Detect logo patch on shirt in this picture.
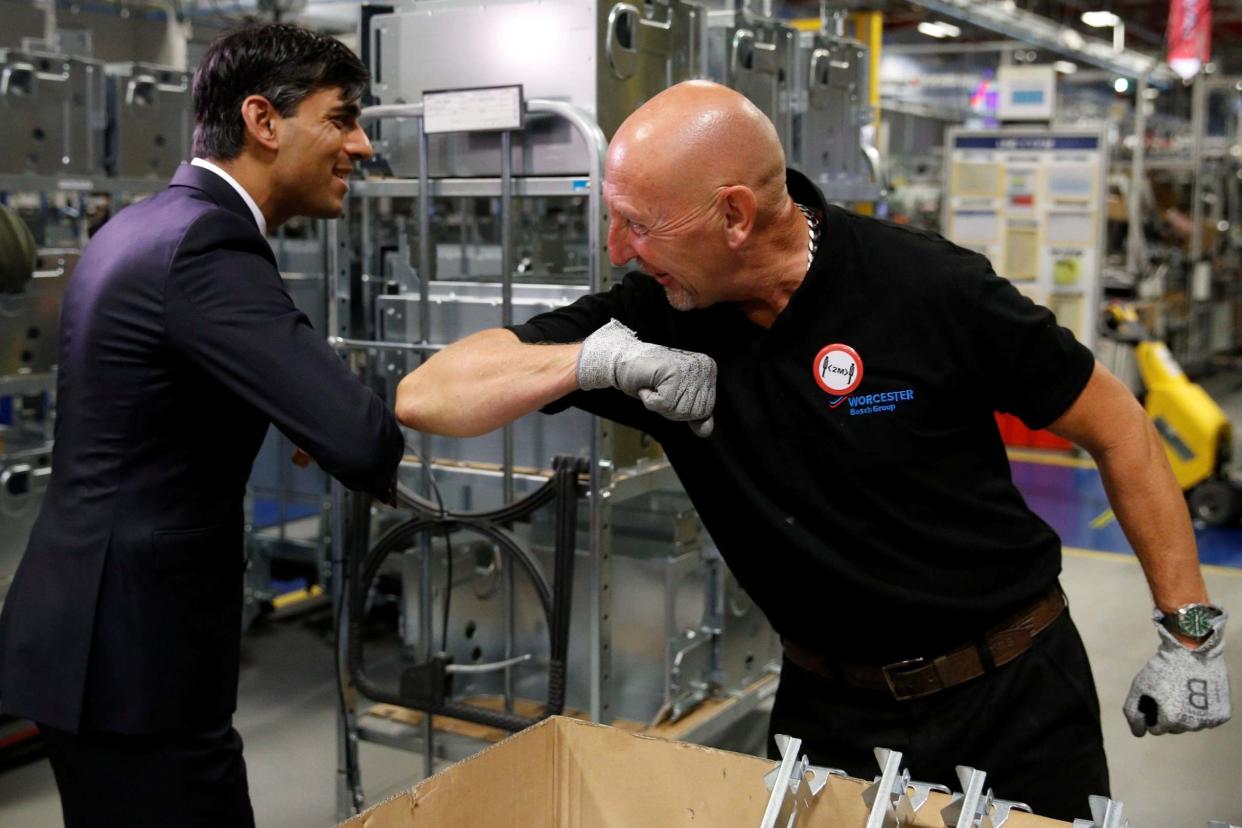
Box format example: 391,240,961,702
813,343,863,407
813,344,916,414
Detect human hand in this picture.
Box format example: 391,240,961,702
577,319,716,437
1123,609,1230,736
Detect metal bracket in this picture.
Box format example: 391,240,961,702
862,747,907,828
982,798,1033,828
1072,795,1130,828
939,765,1032,828
897,780,951,824
859,748,946,827
759,734,842,828
942,765,990,828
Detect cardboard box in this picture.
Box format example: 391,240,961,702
338,716,1069,827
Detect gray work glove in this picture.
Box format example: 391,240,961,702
577,319,716,437
1123,609,1231,736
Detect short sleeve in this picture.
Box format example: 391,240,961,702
970,262,1095,430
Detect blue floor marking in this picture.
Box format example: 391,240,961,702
1010,460,1242,569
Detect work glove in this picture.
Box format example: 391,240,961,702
1123,609,1231,736
577,319,716,437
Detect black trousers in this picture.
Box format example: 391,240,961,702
767,612,1109,822
39,719,255,828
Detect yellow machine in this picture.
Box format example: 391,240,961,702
1104,305,1240,526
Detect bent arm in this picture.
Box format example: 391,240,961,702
1048,362,1209,628
396,328,581,437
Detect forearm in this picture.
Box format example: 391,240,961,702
395,328,581,437
1050,364,1208,613
1092,411,1209,611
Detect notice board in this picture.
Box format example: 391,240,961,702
942,129,1108,352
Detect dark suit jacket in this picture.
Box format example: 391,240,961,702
0,164,404,734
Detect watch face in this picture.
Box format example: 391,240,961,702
1179,605,1218,638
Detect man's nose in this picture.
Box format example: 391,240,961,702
346,124,373,162
607,220,634,267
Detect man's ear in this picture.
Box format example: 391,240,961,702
719,185,757,249
239,94,280,153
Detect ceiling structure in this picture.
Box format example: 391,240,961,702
786,0,1242,76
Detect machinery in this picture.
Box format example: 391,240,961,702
325,1,882,813
1103,304,1241,526
105,62,192,179
0,49,107,176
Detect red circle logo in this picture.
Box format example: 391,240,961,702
812,344,863,397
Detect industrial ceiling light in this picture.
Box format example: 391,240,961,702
1053,60,1078,74
1114,77,1130,93
1081,10,1121,27
917,21,961,38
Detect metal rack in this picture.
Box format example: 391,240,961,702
328,95,780,819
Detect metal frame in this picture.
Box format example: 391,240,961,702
329,97,616,819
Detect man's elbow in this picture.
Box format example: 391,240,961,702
395,374,482,437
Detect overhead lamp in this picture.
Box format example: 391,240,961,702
1053,61,1078,74
917,21,961,38
1114,77,1129,93
1081,10,1121,27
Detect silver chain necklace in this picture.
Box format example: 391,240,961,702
795,202,820,272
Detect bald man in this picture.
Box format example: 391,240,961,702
396,81,1228,820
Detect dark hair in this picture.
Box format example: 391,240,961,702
192,22,369,160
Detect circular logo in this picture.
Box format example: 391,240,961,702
812,343,863,397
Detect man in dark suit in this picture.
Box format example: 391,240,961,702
0,23,403,826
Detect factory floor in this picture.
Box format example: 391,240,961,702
3,375,1242,827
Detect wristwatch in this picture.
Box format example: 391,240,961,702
1157,603,1224,641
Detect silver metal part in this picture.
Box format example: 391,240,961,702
104,62,190,179
1072,796,1130,828
793,30,880,202
862,747,908,828
0,49,106,176
706,10,798,156
942,765,990,828
982,798,1033,828
760,734,842,828
368,0,706,177
896,780,952,824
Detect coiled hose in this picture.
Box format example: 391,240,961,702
347,455,586,733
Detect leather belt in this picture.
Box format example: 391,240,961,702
782,587,1066,701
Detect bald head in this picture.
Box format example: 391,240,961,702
607,81,788,221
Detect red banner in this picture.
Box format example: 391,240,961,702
1167,0,1211,79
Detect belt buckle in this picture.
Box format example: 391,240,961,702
881,656,935,701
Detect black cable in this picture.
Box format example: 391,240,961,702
401,437,452,654
347,456,584,733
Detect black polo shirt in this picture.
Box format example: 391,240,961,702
508,169,1094,663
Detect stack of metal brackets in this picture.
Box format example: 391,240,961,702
0,50,106,176
793,30,880,202
367,0,707,175
105,63,192,179
0,251,75,608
